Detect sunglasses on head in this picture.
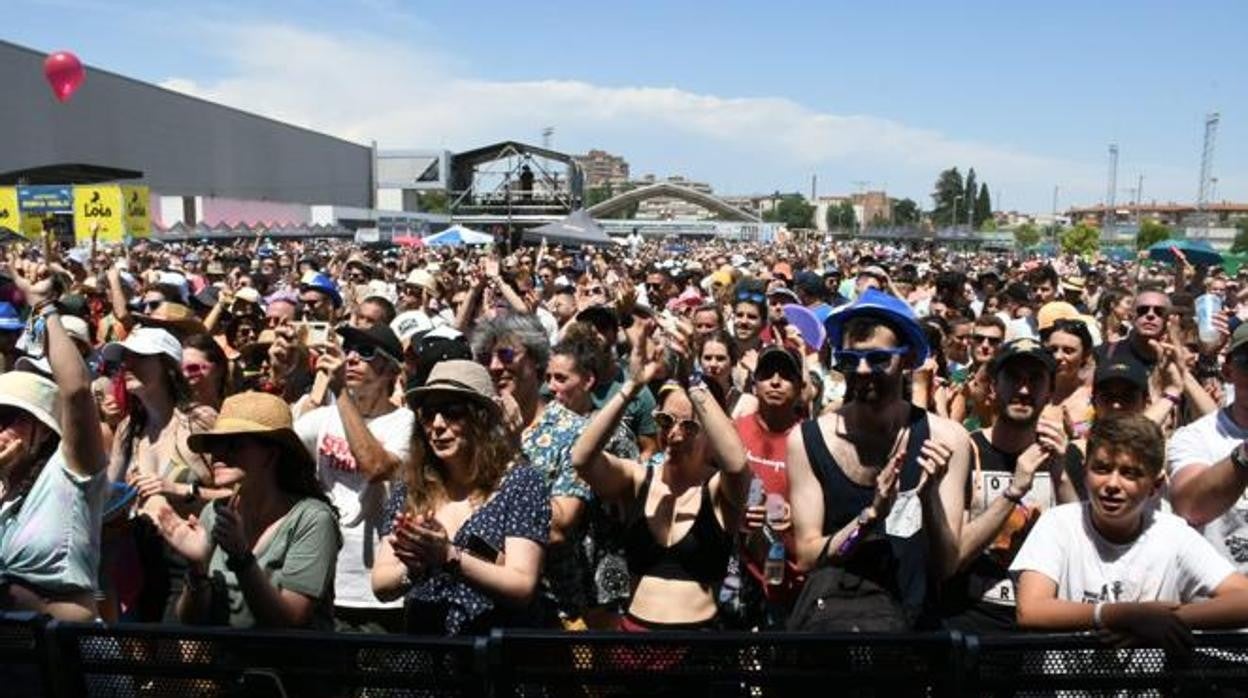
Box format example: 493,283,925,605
653,410,702,436
418,401,471,425
1136,305,1169,318
832,347,908,374
736,291,766,304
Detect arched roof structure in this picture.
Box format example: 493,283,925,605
585,182,761,222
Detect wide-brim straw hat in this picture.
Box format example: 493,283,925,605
0,371,61,437
187,391,314,474
405,359,499,416
133,302,208,338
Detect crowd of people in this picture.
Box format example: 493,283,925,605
3,232,1248,652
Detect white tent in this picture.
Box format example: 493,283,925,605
424,224,494,246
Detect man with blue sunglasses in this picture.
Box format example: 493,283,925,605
785,289,971,631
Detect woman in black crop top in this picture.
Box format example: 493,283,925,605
571,321,750,631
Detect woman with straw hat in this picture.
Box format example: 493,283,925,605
157,391,341,629
372,360,550,635
0,266,109,622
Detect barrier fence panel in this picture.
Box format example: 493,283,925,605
46,620,489,697
10,612,1248,698
965,632,1248,697
492,629,964,697
0,612,56,698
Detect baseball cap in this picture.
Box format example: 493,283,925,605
576,305,619,332
1094,358,1149,393
100,327,183,366
1036,302,1081,332
0,302,23,332
768,287,800,304
988,337,1056,376
795,271,824,296
336,323,403,364
300,271,343,308
755,344,803,380
391,311,435,344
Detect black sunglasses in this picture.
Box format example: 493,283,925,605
972,333,1003,347
653,411,702,436
1136,305,1169,318
344,344,385,362
419,401,472,424
832,347,908,374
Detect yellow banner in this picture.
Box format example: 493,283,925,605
0,188,18,235
73,185,125,243
121,185,151,238
21,214,44,238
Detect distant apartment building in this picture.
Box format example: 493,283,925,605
812,191,892,232
576,149,630,189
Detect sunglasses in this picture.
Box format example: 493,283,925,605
972,333,1003,347
653,410,702,436
581,286,607,296
141,300,163,313
832,347,908,374
419,402,471,425
1136,305,1169,318
736,291,766,304
344,344,386,362
481,347,520,366
182,362,215,377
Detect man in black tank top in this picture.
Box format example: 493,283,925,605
787,290,972,628
942,338,1083,634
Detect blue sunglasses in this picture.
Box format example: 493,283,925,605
833,347,909,374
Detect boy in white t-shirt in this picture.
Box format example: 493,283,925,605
1011,415,1248,651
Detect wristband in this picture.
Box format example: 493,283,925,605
1002,488,1026,506
1092,601,1106,630
1162,392,1182,407
1232,443,1248,473
225,550,256,573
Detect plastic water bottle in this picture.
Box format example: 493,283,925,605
1196,293,1223,344
764,530,786,586
747,478,766,508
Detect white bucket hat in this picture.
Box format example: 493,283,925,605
0,371,61,436
100,326,183,365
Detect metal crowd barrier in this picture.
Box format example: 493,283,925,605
7,612,1248,697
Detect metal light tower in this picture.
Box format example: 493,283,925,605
541,126,554,149
1106,144,1118,232
1197,112,1220,222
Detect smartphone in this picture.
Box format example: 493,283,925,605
464,533,501,563
294,321,331,346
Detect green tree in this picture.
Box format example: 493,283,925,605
1013,222,1041,247
963,168,977,228
975,183,992,229
1060,223,1100,257
416,190,449,213
893,198,920,226
930,168,964,227
585,185,614,207
1231,218,1248,253
1135,218,1173,251
763,194,815,229
825,200,857,231
979,217,998,232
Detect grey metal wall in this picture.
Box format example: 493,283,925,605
0,40,372,207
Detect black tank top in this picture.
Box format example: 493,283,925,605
800,407,932,623
621,465,733,588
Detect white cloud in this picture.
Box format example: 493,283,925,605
160,22,1150,211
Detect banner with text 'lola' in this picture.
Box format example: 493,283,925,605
73,185,125,243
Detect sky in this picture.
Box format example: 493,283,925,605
6,0,1248,213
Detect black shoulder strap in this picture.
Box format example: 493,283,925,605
801,418,835,489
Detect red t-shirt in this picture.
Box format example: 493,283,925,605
734,413,804,604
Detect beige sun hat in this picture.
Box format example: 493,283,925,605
0,371,61,437
186,392,314,474
404,359,499,415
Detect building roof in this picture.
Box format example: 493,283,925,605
0,163,143,185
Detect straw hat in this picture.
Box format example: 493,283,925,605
133,302,208,337
187,392,314,474
0,371,61,437
405,359,499,415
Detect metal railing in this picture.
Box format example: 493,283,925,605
6,612,1248,697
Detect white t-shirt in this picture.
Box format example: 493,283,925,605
1010,502,1233,605
296,404,415,609
1166,409,1248,570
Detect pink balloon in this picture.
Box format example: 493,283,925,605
43,51,85,102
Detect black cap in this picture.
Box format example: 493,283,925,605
795,271,823,295
409,333,474,389
755,344,803,379
988,338,1056,376
336,323,403,363
576,304,619,332
1094,358,1149,393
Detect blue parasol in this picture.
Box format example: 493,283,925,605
1148,238,1223,267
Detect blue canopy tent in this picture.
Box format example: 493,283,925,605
424,224,493,247
1148,238,1223,267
